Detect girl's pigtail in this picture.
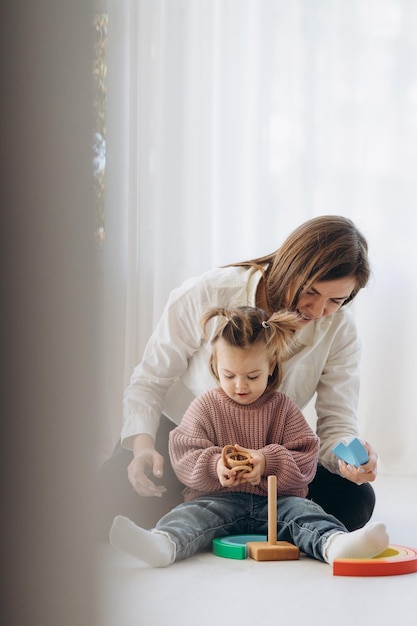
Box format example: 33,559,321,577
266,310,302,360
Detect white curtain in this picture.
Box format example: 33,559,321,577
100,0,417,475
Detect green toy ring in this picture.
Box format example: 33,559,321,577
212,535,267,560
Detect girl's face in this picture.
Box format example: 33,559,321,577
215,339,274,405
295,277,356,324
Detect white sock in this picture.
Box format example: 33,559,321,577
109,515,175,567
323,522,389,565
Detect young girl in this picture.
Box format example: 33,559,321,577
110,306,388,567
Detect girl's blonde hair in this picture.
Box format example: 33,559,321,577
201,306,302,391
227,215,370,312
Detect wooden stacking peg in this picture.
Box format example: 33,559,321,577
247,475,300,561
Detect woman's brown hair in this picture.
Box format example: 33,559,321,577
227,215,370,312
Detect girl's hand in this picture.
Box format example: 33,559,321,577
217,456,240,487
338,440,378,485
232,444,266,485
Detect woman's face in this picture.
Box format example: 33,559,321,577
295,277,356,324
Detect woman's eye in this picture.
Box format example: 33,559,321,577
248,376,259,381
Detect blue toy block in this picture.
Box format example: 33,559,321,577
332,437,369,467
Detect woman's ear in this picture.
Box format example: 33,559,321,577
269,359,277,376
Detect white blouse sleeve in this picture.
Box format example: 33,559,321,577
314,311,361,474
121,276,210,447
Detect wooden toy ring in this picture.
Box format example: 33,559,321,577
222,445,253,474
333,544,417,577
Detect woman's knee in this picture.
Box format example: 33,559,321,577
307,465,376,530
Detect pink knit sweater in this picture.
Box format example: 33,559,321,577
169,388,319,501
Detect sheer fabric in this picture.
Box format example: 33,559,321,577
100,0,417,474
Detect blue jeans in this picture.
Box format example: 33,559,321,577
155,493,348,562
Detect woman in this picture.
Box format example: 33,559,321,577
99,215,376,535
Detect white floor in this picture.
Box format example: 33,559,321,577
95,474,417,626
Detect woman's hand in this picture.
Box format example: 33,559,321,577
338,440,378,485
127,434,167,497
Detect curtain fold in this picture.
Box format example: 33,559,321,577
101,0,417,474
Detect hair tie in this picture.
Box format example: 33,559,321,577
262,321,270,329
